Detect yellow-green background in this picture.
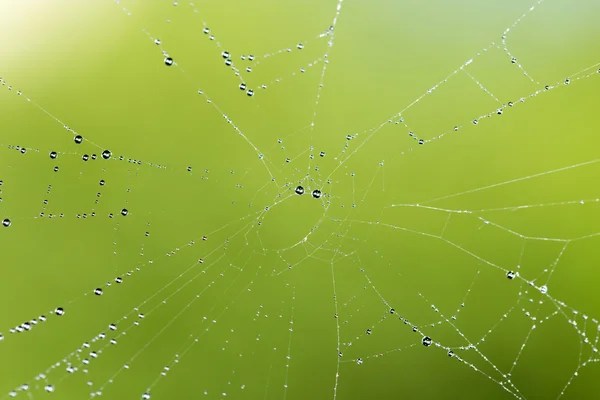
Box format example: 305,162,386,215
1,0,599,399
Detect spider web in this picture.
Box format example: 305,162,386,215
0,0,599,399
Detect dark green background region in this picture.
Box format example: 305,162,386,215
0,1,599,399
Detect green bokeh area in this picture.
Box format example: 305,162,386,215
1,0,600,399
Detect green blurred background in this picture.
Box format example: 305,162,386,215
1,0,599,399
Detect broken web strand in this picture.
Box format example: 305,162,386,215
500,0,544,86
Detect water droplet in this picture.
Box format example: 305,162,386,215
44,385,54,393
2,218,11,227
94,288,103,296
239,83,246,91
121,209,129,216
506,271,516,279
246,89,254,97
99,180,105,186
297,43,304,50
312,190,322,199
154,38,161,45
539,285,548,294
295,186,304,195
356,358,363,365
222,51,230,59
365,328,371,335
55,307,65,316
422,336,432,346
82,154,89,161
102,150,111,160
74,135,83,144
203,27,210,34
109,323,117,331
142,393,151,399
164,57,174,66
